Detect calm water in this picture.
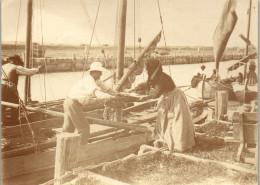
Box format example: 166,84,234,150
17,60,244,102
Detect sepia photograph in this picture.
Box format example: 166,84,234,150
1,0,258,184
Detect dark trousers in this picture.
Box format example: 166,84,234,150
1,84,19,126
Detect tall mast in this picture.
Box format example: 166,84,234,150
116,0,127,83
24,0,33,103
243,0,252,80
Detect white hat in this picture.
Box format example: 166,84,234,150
89,62,106,72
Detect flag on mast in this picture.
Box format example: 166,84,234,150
213,0,237,72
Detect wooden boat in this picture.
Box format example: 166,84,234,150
232,83,258,103
195,79,236,100
1,98,208,185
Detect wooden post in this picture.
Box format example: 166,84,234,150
54,133,81,185
24,0,33,104
215,91,228,121
116,0,127,82
72,54,76,71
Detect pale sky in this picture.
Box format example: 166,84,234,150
1,0,258,47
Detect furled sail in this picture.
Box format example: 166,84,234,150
213,0,237,71
227,52,257,71
115,31,162,91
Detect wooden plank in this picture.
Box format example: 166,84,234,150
78,133,151,162
215,91,228,120
2,117,63,138
87,117,151,133
232,111,258,123
1,151,56,179
233,123,258,142
123,100,157,115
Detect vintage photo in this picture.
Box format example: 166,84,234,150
1,0,258,184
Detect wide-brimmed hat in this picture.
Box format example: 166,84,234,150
89,62,106,72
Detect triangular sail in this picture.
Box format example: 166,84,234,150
213,0,237,71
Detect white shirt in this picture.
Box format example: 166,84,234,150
68,75,116,105
16,65,39,75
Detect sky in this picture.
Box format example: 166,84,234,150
1,0,258,47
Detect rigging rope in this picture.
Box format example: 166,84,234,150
81,0,102,78
40,0,47,107
156,0,171,76
15,0,22,52
137,0,142,52
79,0,102,47
134,0,136,58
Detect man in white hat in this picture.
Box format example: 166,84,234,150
62,62,116,144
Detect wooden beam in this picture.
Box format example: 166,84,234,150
123,100,158,115
215,91,228,120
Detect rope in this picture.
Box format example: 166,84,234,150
14,0,22,52
137,0,142,52
156,0,171,76
79,0,102,47
40,0,47,108
1,68,38,151
134,0,136,58
81,0,102,78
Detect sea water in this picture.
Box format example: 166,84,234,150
17,60,245,103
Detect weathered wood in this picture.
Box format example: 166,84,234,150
116,0,127,82
215,91,228,120
78,133,151,162
123,100,158,115
233,123,257,143
2,117,63,138
232,111,258,124
88,117,151,133
236,112,245,162
1,151,56,179
54,133,81,185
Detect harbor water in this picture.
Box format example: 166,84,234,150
17,60,245,103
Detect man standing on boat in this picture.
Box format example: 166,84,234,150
62,61,117,144
1,55,43,126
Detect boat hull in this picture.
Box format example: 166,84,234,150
232,83,258,103
196,80,236,100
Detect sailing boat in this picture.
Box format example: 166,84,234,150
192,0,239,100
230,0,258,103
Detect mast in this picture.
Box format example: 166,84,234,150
243,0,252,81
116,0,127,83
24,0,33,104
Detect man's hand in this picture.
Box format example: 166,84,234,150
38,64,45,71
